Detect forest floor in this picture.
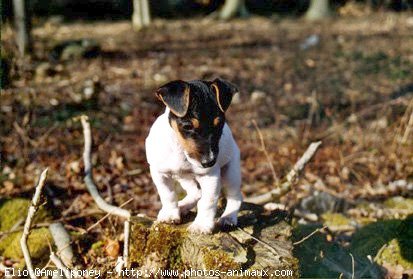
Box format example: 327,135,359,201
1,10,413,278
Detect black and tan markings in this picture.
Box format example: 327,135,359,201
156,78,238,168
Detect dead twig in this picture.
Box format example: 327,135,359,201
80,115,131,268
293,225,327,246
20,168,48,279
245,141,322,205
401,110,413,144
85,198,133,233
350,252,355,279
50,252,71,278
81,115,131,219
49,222,74,268
252,119,279,184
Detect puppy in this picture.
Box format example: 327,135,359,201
145,78,242,234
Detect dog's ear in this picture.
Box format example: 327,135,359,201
211,78,238,112
156,80,190,117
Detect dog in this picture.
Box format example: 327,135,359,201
145,78,242,234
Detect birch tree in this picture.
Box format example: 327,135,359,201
305,0,333,20
12,0,32,56
132,0,151,31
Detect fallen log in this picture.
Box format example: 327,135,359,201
129,203,298,277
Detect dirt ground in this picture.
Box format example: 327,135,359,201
1,10,413,277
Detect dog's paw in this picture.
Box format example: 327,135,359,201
157,207,181,224
187,221,214,234
218,215,238,228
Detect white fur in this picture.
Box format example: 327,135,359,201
145,108,242,234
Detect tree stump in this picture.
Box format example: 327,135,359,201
130,203,298,277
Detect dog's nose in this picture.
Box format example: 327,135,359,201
201,157,216,168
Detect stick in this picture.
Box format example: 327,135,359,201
50,252,71,278
123,220,131,267
20,168,48,279
85,198,134,233
245,141,322,205
252,119,279,184
293,225,327,246
81,115,131,219
80,115,131,268
49,223,73,268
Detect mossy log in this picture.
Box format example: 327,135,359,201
130,203,298,277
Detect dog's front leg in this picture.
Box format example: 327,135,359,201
188,168,221,234
150,167,181,224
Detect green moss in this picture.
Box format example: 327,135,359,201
376,216,413,270
0,228,52,263
0,198,52,266
91,240,104,251
145,224,186,269
384,197,413,212
130,222,186,269
0,198,50,232
130,223,150,264
321,212,352,231
378,239,413,270
202,247,239,270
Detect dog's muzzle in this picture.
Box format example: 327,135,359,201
200,151,217,168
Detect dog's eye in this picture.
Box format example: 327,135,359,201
181,123,193,131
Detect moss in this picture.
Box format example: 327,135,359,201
0,198,50,232
375,215,413,270
383,197,413,212
202,247,239,270
130,222,186,269
321,212,352,231
0,228,52,264
129,223,150,264
377,239,413,270
91,240,104,251
145,224,186,269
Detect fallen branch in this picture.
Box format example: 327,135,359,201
245,141,322,205
50,252,71,278
49,222,74,268
20,168,48,279
81,115,131,219
80,115,131,268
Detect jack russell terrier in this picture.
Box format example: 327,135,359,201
145,78,242,234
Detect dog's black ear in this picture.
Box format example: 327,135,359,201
156,80,190,117
211,78,238,112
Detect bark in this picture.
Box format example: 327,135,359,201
12,0,32,56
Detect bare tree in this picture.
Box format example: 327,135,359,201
12,0,32,56
132,0,151,31
305,0,333,20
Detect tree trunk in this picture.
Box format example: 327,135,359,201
219,0,249,20
305,0,333,21
129,203,298,275
132,0,151,31
12,0,32,56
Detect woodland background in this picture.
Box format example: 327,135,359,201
1,0,413,278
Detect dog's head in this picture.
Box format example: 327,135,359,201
156,78,238,168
